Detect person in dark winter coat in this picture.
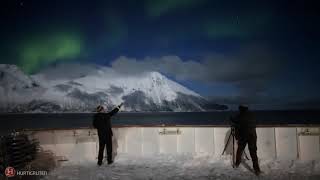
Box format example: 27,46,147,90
231,105,261,175
93,103,123,166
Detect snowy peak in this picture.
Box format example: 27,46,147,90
0,64,43,107
146,71,199,97
0,64,227,112
134,71,200,103
0,64,39,89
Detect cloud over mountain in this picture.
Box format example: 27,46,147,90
111,46,281,96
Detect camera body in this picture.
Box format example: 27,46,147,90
229,116,238,127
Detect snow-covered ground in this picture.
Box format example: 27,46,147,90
42,154,320,180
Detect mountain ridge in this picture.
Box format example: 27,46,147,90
0,64,227,112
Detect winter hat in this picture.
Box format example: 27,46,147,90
238,104,249,112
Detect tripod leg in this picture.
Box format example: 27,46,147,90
221,132,232,155
232,133,235,168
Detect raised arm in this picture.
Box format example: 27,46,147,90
108,103,123,117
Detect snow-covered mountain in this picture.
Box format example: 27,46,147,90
0,64,44,107
0,64,227,112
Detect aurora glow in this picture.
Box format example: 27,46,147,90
1,0,319,108
18,32,83,73
145,0,206,17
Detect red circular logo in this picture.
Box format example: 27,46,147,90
5,167,16,177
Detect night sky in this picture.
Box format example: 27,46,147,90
1,0,320,109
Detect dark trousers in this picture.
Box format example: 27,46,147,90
235,133,260,172
97,131,112,163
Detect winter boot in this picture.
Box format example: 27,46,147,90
97,161,102,166
253,163,261,176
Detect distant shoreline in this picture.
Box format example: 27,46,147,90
1,110,320,129
1,109,320,114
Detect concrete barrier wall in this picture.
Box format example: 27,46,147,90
29,127,320,161
297,128,320,160
256,128,276,159
195,128,214,154
142,128,159,155
275,128,298,159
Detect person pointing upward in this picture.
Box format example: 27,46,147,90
93,103,123,166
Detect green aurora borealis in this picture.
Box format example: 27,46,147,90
18,32,83,73
1,0,320,106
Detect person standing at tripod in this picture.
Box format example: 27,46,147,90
231,105,261,175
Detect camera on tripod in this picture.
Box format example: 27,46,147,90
221,115,249,167
229,116,239,140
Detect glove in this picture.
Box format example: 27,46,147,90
117,103,123,109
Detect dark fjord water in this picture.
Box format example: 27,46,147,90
1,111,320,133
